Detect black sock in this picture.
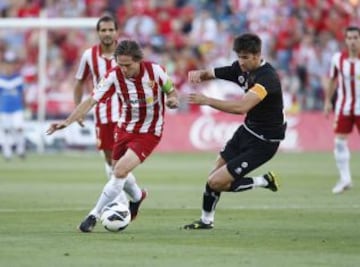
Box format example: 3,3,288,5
228,177,254,192
203,183,221,212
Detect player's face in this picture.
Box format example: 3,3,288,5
97,21,117,46
237,52,261,72
116,55,140,78
345,30,360,53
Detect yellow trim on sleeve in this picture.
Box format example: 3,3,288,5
250,83,267,100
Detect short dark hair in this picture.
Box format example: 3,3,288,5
96,15,118,31
114,40,144,62
345,26,360,35
233,33,262,54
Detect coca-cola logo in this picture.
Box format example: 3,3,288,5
189,116,239,150
189,115,300,151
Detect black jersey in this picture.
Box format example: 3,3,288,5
214,60,286,141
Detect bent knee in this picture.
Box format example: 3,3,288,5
113,167,129,178
208,179,230,191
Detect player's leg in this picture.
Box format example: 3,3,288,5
125,132,160,221
78,148,141,232
226,140,280,193
13,111,25,158
184,126,280,230
332,115,353,194
101,123,142,204
102,149,129,205
1,113,13,160
332,135,352,193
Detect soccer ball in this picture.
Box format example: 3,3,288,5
100,202,131,232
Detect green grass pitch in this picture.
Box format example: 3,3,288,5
0,151,359,267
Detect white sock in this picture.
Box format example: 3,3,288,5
104,163,112,180
90,175,126,217
253,176,268,187
113,190,129,205
2,130,12,159
123,172,142,202
104,163,131,204
201,210,215,224
14,129,25,156
334,138,351,183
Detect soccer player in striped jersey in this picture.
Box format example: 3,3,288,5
46,40,179,232
183,33,285,230
324,26,360,194
0,51,26,160
73,15,145,211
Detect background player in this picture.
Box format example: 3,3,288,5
324,26,360,194
0,51,27,160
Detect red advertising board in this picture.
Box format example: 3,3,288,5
157,112,359,152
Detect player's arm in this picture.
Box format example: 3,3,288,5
157,65,179,109
73,79,87,126
165,88,179,109
74,79,85,105
46,96,97,135
323,77,337,117
189,84,265,114
188,69,215,83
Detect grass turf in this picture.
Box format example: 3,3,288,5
0,151,359,267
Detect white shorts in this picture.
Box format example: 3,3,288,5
0,111,24,129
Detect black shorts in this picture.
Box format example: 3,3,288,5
220,125,280,179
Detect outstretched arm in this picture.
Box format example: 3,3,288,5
73,79,87,127
189,90,262,114
46,96,97,135
188,69,216,83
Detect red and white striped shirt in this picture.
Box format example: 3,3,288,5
75,44,119,124
92,61,174,136
330,51,360,116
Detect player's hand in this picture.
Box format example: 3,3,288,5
188,93,209,105
166,96,179,109
46,121,68,135
188,70,202,83
323,101,333,118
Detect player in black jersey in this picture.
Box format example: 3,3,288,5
184,33,286,230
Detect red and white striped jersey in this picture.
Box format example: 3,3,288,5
330,51,360,116
75,44,119,124
92,61,174,136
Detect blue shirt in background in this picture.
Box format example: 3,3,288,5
0,73,25,113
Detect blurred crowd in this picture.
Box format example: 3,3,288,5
0,0,359,118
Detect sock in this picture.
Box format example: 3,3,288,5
2,129,12,159
104,163,112,180
334,138,351,183
253,175,269,187
90,175,126,217
123,172,142,202
14,129,25,156
201,183,220,224
229,177,254,192
113,191,129,206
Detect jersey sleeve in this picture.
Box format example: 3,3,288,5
214,61,242,83
153,64,174,93
92,71,115,102
75,50,90,81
